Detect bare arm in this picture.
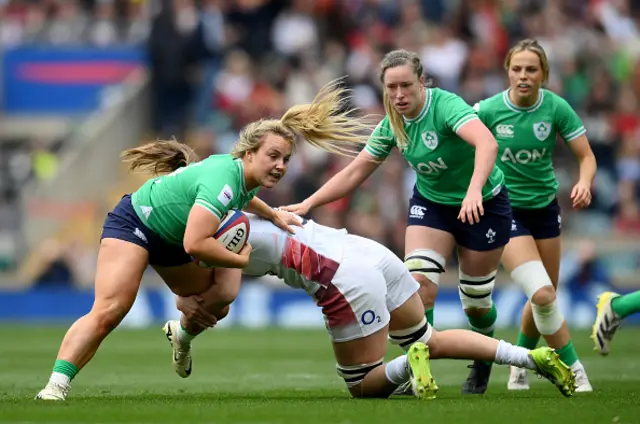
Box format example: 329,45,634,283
245,197,277,220
245,197,302,233
456,119,499,192
183,205,249,268
568,135,597,187
567,135,597,208
306,150,382,209
454,118,498,223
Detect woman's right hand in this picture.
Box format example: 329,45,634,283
237,242,252,267
280,199,312,216
176,295,217,329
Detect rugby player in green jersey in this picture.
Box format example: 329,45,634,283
35,81,374,401
475,39,596,392
284,49,514,395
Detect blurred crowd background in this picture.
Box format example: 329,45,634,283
0,0,639,302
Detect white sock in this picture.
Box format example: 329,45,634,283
384,355,409,385
49,372,71,387
177,322,197,345
571,360,583,372
495,340,535,370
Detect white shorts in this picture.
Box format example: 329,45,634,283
314,235,420,342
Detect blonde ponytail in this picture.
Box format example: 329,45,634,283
121,139,199,175
279,78,375,156
231,78,376,158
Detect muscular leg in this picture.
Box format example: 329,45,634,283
157,265,242,378
536,237,590,390
503,236,547,350
503,237,569,346
334,293,436,399
36,239,149,400
457,246,503,336
503,236,590,391
153,262,218,297
172,266,242,335
456,245,503,395
404,226,455,326
388,293,575,398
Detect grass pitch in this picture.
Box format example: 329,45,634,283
1,326,639,423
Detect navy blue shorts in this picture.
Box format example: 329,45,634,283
511,198,561,240
407,187,512,251
101,194,192,267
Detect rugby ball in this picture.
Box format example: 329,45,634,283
193,210,250,268
214,209,250,253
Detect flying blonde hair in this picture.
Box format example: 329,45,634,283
121,138,199,175
231,77,375,158
121,78,376,175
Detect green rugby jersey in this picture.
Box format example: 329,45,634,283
131,154,258,245
475,89,586,208
365,88,504,206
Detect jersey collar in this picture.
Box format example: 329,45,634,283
503,89,544,113
403,88,432,124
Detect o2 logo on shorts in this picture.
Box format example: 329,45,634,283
361,310,381,325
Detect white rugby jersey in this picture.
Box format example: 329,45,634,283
242,215,348,294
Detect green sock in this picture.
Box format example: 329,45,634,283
53,359,79,381
611,291,640,319
467,304,497,365
425,308,434,326
178,323,197,344
467,303,497,338
555,340,579,367
516,331,540,350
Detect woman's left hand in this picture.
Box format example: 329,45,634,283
271,209,303,234
458,188,484,225
571,180,592,209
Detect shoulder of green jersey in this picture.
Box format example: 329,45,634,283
547,91,587,141
366,120,394,157
372,117,393,135
194,200,223,219
364,144,389,158
562,126,586,141
453,114,479,133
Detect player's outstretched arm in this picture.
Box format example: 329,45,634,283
245,197,302,233
282,149,382,215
